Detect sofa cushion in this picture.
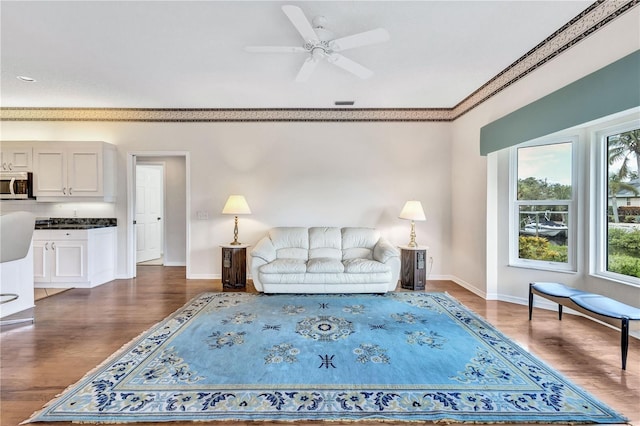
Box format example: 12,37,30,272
259,258,306,274
259,272,392,284
342,227,380,260
270,227,309,260
307,257,345,273
343,258,390,273
309,227,342,260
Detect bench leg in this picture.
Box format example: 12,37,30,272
528,284,534,320
621,318,629,370
558,305,563,320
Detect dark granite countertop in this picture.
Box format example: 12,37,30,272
35,218,117,230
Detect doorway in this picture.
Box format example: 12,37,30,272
127,152,190,278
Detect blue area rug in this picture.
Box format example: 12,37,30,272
26,292,626,424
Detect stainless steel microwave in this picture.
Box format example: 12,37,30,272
0,171,34,199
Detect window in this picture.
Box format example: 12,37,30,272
510,138,576,271
594,122,640,284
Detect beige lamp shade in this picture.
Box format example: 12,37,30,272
399,200,426,221
222,195,252,215
222,195,251,245
399,200,425,247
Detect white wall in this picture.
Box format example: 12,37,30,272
451,8,640,306
0,121,452,280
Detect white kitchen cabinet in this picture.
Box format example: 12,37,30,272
33,227,116,288
33,230,88,285
0,143,32,171
32,141,116,201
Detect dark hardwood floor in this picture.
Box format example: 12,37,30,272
1,266,638,425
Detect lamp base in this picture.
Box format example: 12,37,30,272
229,216,242,246
407,220,418,247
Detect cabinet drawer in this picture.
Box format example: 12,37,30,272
33,230,88,240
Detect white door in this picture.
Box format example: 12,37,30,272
136,165,164,263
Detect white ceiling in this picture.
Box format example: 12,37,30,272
1,1,594,109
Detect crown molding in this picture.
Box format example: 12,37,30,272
1,0,637,123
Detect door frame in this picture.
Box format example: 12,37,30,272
126,151,190,278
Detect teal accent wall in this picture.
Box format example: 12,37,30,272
480,50,640,156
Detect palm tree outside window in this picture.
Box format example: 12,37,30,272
605,128,640,279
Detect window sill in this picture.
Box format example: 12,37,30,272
589,272,640,288
509,262,577,274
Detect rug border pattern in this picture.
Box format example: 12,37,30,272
24,292,628,424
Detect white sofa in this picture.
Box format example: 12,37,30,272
250,227,400,293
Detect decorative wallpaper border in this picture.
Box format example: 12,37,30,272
451,0,638,119
1,0,637,123
0,107,453,122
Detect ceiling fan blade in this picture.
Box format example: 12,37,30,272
331,28,390,52
328,53,373,79
295,57,319,82
245,46,306,53
282,5,318,42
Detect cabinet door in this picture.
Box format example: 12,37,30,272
51,240,88,283
1,148,32,171
32,240,50,283
68,148,102,197
33,148,67,196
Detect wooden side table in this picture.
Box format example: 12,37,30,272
220,244,249,290
399,245,429,291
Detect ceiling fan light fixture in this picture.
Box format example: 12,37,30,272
246,5,389,82
311,48,325,60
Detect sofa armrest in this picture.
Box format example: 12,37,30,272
373,238,399,264
250,236,276,263
374,238,401,292
250,236,276,293
250,257,267,292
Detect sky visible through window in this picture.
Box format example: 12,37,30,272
517,142,572,185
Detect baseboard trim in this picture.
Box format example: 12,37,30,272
440,275,487,300
186,274,219,280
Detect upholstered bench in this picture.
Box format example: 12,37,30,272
529,282,640,370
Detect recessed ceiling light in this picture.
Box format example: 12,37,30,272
17,76,36,82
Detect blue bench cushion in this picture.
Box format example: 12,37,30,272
570,293,640,320
531,282,587,298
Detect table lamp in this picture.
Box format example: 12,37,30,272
222,195,251,245
399,200,426,247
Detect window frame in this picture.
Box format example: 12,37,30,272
509,136,578,273
591,119,640,287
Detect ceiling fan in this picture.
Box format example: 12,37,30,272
245,5,390,82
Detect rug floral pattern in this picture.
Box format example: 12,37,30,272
26,292,626,424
